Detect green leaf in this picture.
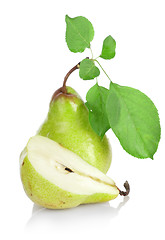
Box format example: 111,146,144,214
65,15,94,53
79,59,100,80
86,84,110,138
100,35,116,59
106,82,161,159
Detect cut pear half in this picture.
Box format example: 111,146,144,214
20,136,128,209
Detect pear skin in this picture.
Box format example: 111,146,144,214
21,155,87,209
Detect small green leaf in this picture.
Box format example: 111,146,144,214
100,35,116,59
65,15,94,53
86,84,110,138
106,82,161,159
79,59,100,80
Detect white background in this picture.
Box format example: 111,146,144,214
0,0,164,239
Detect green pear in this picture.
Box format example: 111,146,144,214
38,86,112,173
20,135,119,209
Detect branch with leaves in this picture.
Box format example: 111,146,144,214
65,15,161,160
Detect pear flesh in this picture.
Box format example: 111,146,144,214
20,136,119,209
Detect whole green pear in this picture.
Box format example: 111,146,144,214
38,86,112,173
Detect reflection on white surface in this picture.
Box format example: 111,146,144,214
25,197,129,237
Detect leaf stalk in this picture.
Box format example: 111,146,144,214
94,59,111,81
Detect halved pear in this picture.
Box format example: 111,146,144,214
20,135,119,209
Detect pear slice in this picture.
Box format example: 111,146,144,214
20,136,120,209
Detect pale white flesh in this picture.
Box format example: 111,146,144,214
20,135,119,196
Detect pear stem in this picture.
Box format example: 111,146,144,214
117,181,130,196
62,62,80,93
62,57,90,93
50,61,82,103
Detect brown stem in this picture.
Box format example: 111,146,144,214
117,181,130,196
62,62,80,93
62,57,89,94
50,57,89,103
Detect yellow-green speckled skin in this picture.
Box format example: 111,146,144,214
38,87,112,174
20,155,118,209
